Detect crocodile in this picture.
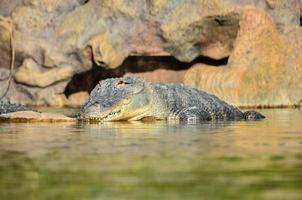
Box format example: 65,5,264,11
0,101,33,115
79,77,265,122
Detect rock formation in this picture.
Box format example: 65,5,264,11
184,9,302,107
0,0,301,107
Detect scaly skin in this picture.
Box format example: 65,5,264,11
79,77,265,122
0,101,33,115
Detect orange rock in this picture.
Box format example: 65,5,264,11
0,1,300,106
184,9,302,107
125,69,186,84
67,91,89,107
15,58,74,87
0,18,11,70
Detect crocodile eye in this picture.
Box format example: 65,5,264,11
116,80,130,88
116,80,124,85
122,98,131,105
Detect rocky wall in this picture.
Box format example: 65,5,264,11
0,0,301,107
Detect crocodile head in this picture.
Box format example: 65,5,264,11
79,77,152,121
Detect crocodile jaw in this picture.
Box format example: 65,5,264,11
89,109,123,122
80,103,152,122
79,103,124,122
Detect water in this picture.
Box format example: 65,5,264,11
0,109,302,200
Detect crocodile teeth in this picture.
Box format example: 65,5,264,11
88,110,121,122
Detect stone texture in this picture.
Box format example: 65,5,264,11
6,81,70,107
0,0,24,17
125,69,186,84
0,0,301,107
184,9,302,107
0,18,12,70
15,58,74,87
0,111,76,122
67,91,89,107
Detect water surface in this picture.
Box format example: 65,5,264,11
0,109,302,200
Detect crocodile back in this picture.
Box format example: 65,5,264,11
151,83,244,120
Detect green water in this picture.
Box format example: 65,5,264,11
0,109,302,200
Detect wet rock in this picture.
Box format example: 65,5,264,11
184,9,302,107
0,111,76,122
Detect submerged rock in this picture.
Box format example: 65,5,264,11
0,101,74,122
0,111,75,122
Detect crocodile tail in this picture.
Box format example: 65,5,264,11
243,111,265,120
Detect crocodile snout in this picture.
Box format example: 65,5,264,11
79,103,102,118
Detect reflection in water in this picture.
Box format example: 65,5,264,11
0,109,302,199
